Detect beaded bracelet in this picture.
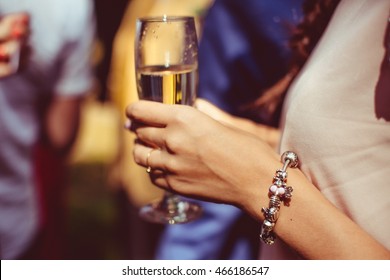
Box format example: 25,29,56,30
260,151,299,245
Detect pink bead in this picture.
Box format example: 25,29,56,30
277,187,285,195
269,185,278,194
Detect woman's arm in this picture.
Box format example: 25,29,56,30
126,100,390,259
195,98,280,149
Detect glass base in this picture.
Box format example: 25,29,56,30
139,198,202,224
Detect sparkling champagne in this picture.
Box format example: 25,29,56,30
136,65,197,105
134,16,202,224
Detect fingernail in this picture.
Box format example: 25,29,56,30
124,119,132,130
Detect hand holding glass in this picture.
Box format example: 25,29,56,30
134,16,202,224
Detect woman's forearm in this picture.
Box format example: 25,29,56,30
195,98,280,149
243,163,390,259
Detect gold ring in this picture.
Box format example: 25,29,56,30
145,149,155,173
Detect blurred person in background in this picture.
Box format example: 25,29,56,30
0,0,95,259
155,0,303,260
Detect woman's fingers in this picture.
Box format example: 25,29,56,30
133,143,171,190
126,100,175,126
127,100,204,151
126,101,171,149
133,142,165,170
132,125,166,148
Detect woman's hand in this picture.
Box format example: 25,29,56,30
126,100,280,214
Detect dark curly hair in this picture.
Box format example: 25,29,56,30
243,0,341,125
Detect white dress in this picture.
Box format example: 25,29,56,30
260,0,390,259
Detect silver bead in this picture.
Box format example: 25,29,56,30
284,186,293,199
263,236,275,245
273,178,284,187
281,151,299,168
275,169,288,181
263,207,279,223
269,195,281,208
260,220,276,245
262,220,275,232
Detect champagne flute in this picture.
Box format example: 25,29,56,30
134,15,202,224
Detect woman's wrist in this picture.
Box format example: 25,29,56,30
260,163,390,259
259,151,299,245
238,149,282,222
